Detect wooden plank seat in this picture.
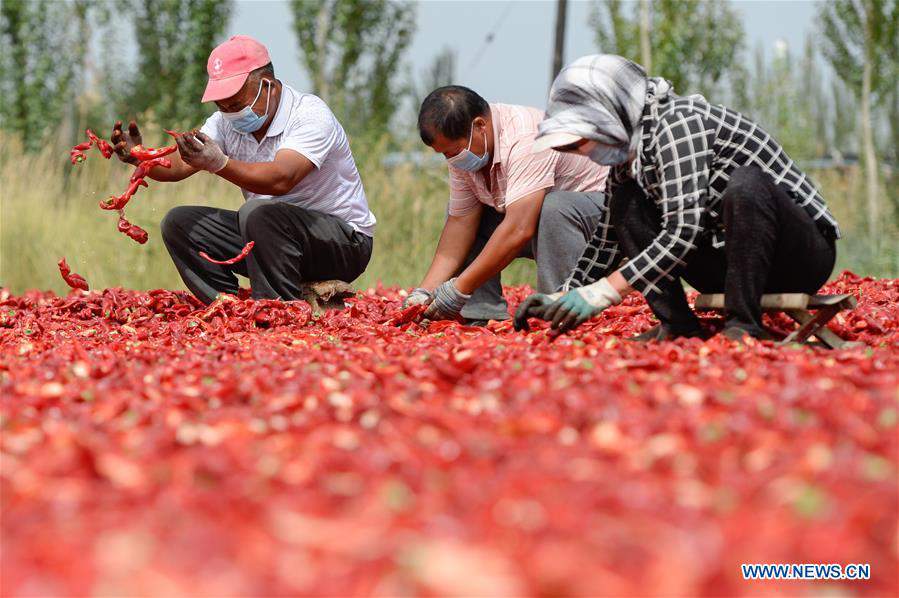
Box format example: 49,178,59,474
694,293,858,349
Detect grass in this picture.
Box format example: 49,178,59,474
0,133,894,296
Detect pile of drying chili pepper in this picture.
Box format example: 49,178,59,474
1,271,896,596
70,129,178,245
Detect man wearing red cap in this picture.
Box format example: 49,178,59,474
109,35,375,304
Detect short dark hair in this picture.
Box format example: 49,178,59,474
418,85,489,145
252,62,275,80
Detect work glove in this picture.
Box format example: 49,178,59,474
516,278,621,334
176,130,229,173
110,120,142,166
513,291,563,331
402,288,433,308
422,278,470,321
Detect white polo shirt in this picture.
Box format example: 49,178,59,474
201,83,376,236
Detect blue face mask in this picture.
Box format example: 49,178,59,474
587,142,630,166
222,79,272,134
447,123,491,172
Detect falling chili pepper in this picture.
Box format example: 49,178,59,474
130,144,177,161
199,241,255,265
117,214,148,244
57,258,89,291
100,179,149,211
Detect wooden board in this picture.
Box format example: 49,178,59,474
695,293,810,311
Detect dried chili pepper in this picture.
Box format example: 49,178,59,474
199,241,255,265
1,271,897,597
117,214,148,244
129,144,177,161
57,258,89,291
130,157,172,183
100,179,149,211
96,139,113,159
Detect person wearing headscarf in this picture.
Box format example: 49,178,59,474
514,54,840,340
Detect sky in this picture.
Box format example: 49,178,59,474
229,0,823,109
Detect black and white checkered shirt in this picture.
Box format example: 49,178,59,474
563,94,840,295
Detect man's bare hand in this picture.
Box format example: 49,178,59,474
110,121,142,165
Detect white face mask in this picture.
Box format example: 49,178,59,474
221,79,272,134
579,140,631,166
446,123,491,172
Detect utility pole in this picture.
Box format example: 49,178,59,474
639,0,652,73
551,0,568,83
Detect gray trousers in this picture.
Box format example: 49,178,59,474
460,190,612,321
161,198,372,304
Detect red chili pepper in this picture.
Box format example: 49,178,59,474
57,258,89,291
100,179,148,211
96,139,113,159
117,214,148,244
199,241,255,265
130,144,177,161
3,270,899,596
130,157,173,182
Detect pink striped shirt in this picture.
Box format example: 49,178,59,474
448,103,608,216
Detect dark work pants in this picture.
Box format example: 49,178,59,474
161,198,373,304
609,166,836,335
461,191,612,321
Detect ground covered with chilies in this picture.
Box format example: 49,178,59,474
1,271,897,596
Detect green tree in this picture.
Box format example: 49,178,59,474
0,0,78,151
127,0,232,134
412,46,457,114
289,0,416,136
590,0,744,96
819,0,899,238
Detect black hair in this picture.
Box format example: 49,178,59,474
418,85,489,145
252,62,275,80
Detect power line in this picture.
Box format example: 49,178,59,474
468,1,516,71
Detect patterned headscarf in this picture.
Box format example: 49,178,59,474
536,54,671,153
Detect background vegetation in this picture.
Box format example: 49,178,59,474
1,0,896,296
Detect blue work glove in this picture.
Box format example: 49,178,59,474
544,278,622,333
402,287,433,308
540,278,622,334
422,278,471,321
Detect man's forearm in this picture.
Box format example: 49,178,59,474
420,254,467,290
217,159,293,196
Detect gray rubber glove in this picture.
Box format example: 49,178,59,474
176,130,229,173
402,288,433,308
422,278,471,321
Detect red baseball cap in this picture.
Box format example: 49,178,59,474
202,35,272,103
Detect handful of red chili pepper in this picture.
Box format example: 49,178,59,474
57,258,89,291
199,241,255,265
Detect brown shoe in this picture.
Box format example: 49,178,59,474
629,323,707,342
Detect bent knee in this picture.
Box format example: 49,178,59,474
242,202,284,238
161,206,196,241
724,166,768,201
